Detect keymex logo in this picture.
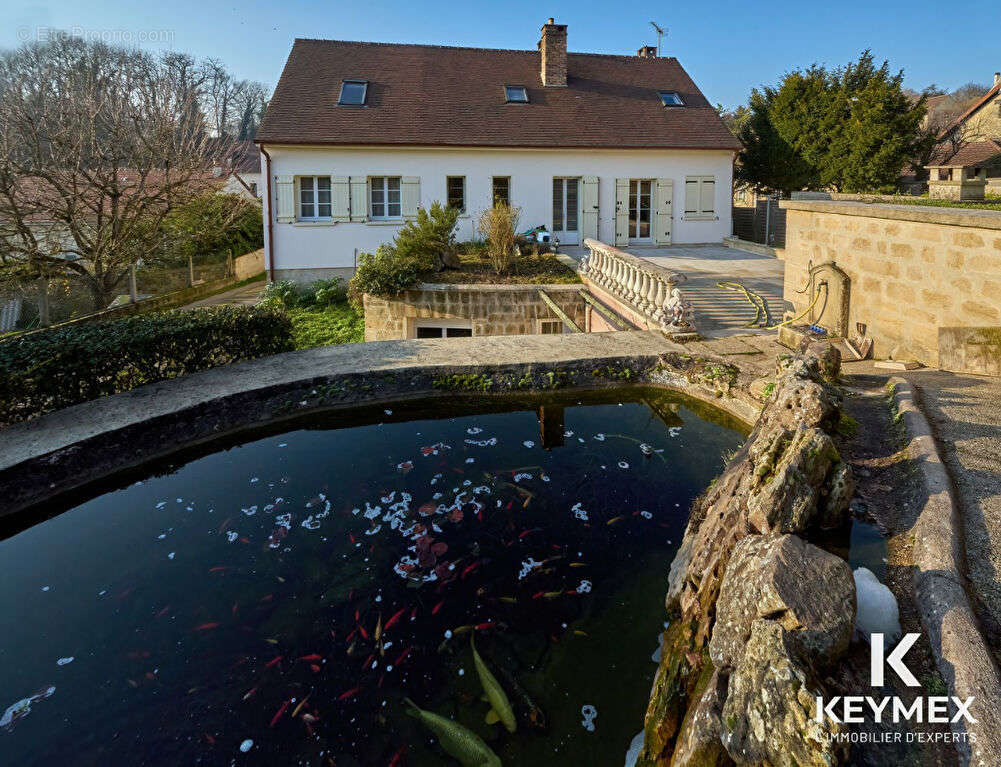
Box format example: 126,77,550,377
816,633,976,727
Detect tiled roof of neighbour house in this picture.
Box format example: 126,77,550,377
928,139,1001,167
939,82,1001,138
256,39,741,151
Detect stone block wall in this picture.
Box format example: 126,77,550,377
363,283,587,341
781,200,1001,366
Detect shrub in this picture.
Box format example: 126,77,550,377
309,278,348,306
261,279,304,308
394,202,461,271
477,203,521,274
348,244,422,308
0,305,293,426
262,277,348,308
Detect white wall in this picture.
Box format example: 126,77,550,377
260,145,734,274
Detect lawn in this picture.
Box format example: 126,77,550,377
429,251,582,285
849,194,1001,212
287,302,365,349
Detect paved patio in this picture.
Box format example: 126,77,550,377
565,243,789,338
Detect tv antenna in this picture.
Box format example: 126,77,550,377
649,21,666,57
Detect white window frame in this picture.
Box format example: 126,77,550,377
684,176,717,221
446,176,466,213
370,176,402,220
413,319,473,338
298,175,332,221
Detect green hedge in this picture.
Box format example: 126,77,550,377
0,305,294,426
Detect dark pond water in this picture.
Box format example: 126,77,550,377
1,388,746,766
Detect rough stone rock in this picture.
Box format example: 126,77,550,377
746,426,846,533
669,669,732,767
720,620,846,767
708,534,855,671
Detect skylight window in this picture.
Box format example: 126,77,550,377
504,85,529,103
338,80,368,106
658,91,684,107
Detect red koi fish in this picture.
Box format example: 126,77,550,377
265,655,283,668
194,622,219,631
310,664,321,673
209,566,231,573
394,648,411,666
337,687,360,701
361,653,374,671
431,600,445,615
358,624,369,640
269,699,291,727
474,621,494,631
384,608,406,631
461,561,480,579
299,654,323,662
388,746,407,767
155,605,170,618
519,528,541,539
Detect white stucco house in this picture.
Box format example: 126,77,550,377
255,19,740,282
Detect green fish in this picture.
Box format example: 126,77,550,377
403,698,502,766
472,636,517,733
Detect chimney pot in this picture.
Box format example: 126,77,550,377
538,18,568,87
638,45,657,58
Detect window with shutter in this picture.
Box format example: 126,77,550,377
298,176,332,220
683,176,716,220
370,177,402,219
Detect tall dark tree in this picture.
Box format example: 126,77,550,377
737,51,927,194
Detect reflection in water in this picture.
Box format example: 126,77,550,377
0,389,744,765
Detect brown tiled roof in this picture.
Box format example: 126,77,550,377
256,39,741,151
939,82,1001,138
928,139,1001,167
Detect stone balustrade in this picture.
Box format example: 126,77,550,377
581,238,692,330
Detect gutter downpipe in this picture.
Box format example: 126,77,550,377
260,144,275,283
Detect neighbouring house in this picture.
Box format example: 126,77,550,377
926,73,1001,197
927,139,1001,200
254,19,740,283
214,140,264,200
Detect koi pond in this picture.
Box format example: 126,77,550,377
1,388,747,765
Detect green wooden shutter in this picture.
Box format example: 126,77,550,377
275,175,295,223
402,176,420,220
684,177,699,218
331,176,350,222
580,176,599,242
614,178,630,246
349,176,368,222
654,179,673,245
699,178,715,216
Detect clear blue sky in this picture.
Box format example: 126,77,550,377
4,0,998,108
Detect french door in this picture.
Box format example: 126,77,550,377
552,177,579,245
628,179,653,241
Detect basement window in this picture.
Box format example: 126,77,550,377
338,80,368,106
658,91,684,107
504,85,529,103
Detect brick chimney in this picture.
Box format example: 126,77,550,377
637,46,657,58
538,18,567,87
995,72,1000,86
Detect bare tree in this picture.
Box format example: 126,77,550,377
0,37,235,311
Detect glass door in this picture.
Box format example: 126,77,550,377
628,180,652,242
552,178,579,245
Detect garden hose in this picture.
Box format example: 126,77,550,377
715,280,828,330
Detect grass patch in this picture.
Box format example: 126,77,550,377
429,251,581,285
838,413,860,437
287,303,364,349
852,195,1001,212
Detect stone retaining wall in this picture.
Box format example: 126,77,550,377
781,200,1001,366
363,284,588,341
